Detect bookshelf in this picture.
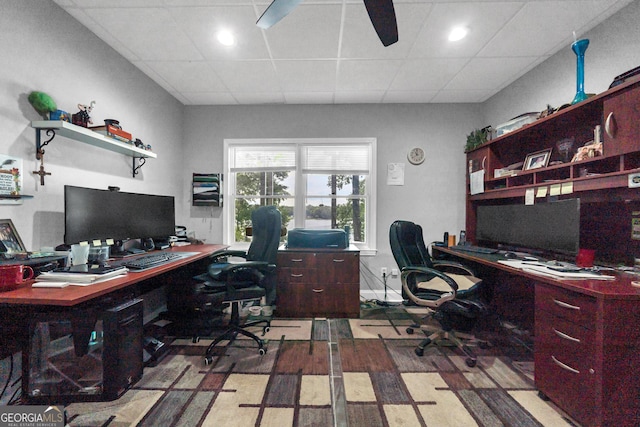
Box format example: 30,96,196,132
31,121,156,178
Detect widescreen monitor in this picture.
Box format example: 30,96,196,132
64,185,175,245
476,198,580,255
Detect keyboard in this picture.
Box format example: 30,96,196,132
453,245,499,254
118,252,185,270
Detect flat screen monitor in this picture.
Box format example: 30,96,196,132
64,185,175,245
476,198,580,255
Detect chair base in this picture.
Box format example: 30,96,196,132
202,299,271,364
407,315,485,367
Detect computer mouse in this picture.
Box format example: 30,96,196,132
504,252,518,259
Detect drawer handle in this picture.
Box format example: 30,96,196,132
553,299,580,311
553,328,581,343
605,112,616,138
312,288,324,293
291,273,304,278
333,259,345,263
291,258,303,262
551,355,580,374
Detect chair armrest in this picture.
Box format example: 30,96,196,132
400,266,457,309
431,260,477,277
209,249,249,262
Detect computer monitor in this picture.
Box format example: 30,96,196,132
476,198,580,255
64,185,175,245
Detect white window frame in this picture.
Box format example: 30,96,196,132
223,138,377,255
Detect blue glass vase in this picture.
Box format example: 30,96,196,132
571,39,589,104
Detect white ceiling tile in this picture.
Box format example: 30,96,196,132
170,6,270,60
389,58,468,91
341,3,433,59
182,92,239,105
211,61,280,92
336,60,403,91
260,4,342,59
145,61,228,92
51,0,636,105
409,2,523,59
445,56,539,91
275,60,338,91
479,0,623,58
82,7,203,61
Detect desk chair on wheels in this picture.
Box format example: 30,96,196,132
193,205,281,364
390,220,486,367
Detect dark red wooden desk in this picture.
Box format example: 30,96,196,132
434,246,640,427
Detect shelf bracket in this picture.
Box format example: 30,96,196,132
35,128,56,160
132,157,146,177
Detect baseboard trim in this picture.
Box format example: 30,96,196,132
360,290,403,303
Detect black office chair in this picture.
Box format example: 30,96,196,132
389,220,486,367
194,205,282,364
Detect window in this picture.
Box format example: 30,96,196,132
223,138,376,254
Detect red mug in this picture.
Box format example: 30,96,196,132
0,264,34,291
576,248,596,268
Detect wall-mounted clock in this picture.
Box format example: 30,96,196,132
407,147,425,165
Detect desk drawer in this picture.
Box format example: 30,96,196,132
277,252,317,268
536,313,594,367
282,267,317,284
536,284,596,327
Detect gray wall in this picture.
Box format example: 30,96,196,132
1,0,638,299
483,0,640,127
0,1,185,251
183,103,480,299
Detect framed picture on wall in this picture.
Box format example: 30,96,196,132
523,148,552,170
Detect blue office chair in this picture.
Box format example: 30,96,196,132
194,205,281,364
390,220,486,367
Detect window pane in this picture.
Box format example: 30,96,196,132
304,197,366,243
234,198,293,242
306,174,366,197
236,171,294,196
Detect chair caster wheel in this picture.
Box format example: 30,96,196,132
258,348,266,355
465,358,477,368
263,326,270,334
406,328,414,334
204,356,214,365
192,337,200,343
415,347,424,357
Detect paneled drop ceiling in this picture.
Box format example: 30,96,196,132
53,0,633,105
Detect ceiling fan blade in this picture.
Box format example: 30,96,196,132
257,0,305,29
363,0,398,46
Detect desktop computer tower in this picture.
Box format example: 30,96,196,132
25,298,144,404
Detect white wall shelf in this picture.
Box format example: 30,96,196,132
31,120,157,178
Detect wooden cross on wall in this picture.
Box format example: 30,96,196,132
32,152,51,185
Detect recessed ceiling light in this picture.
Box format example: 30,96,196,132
217,30,235,46
448,26,469,42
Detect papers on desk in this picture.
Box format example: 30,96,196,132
35,267,128,286
498,260,615,280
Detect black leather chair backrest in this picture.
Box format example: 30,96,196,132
390,220,434,270
247,205,282,265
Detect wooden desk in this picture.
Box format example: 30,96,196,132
434,246,640,427
0,245,224,356
0,245,224,307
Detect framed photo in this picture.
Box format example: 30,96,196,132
523,149,552,170
0,219,26,253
